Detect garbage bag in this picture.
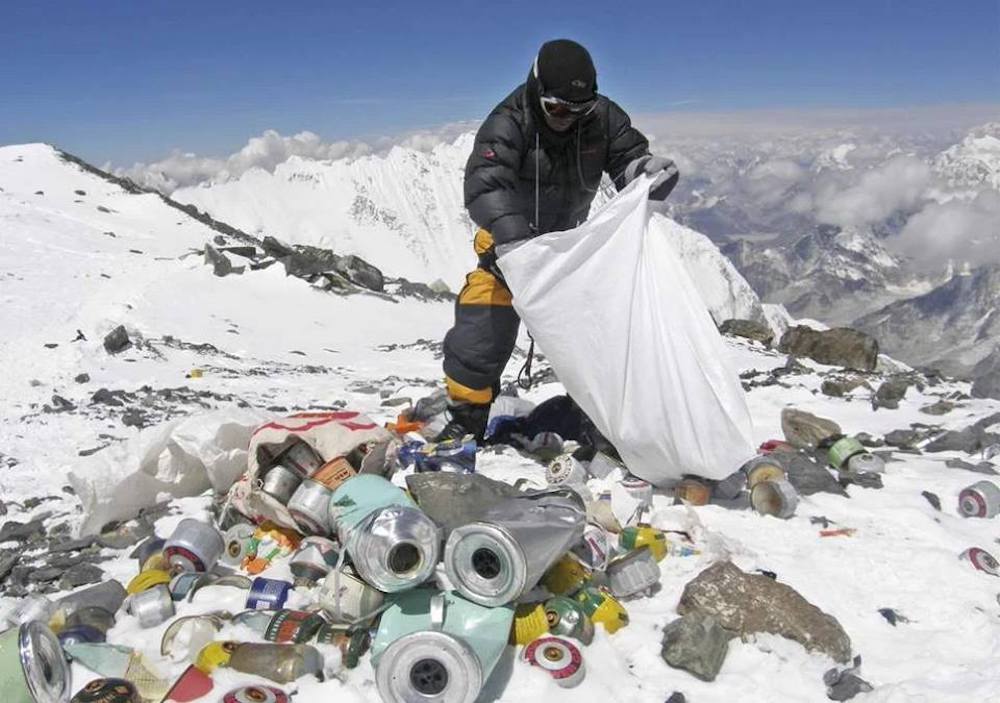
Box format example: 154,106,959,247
69,408,270,535
497,175,755,484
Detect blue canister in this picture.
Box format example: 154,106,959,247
246,577,292,611
398,439,477,473
372,589,513,703
329,475,440,592
58,624,106,646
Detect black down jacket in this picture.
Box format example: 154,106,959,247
463,70,650,246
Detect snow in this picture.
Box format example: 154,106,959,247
3,143,1000,703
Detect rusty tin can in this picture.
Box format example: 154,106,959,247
227,643,325,684
674,478,711,506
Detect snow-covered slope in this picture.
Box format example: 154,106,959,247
933,122,1000,191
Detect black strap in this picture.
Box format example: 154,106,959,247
517,334,535,390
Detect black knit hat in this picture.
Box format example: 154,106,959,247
533,39,597,102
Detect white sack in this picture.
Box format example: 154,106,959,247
497,175,755,485
68,407,270,535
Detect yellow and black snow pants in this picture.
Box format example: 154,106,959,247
442,229,521,405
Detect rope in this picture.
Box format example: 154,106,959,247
517,334,536,390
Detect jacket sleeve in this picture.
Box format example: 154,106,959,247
463,108,529,246
605,99,650,190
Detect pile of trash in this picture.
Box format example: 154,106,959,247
4,395,999,703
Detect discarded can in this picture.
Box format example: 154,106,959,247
287,479,333,535
57,626,105,646
232,611,274,638
743,457,786,489
620,475,654,510
316,568,386,623
828,436,865,470
56,580,127,619
315,625,370,669
674,478,711,506
227,643,325,684
398,438,478,473
572,523,614,570
260,465,302,505
619,524,667,562
544,596,594,645
167,572,202,601
372,590,514,703
164,518,225,573
846,452,885,474
70,679,139,703
246,578,292,611
961,547,1000,576
330,474,440,592
160,615,224,661
445,492,586,607
273,439,325,478
546,454,588,487
575,587,629,634
65,607,115,638
194,641,238,674
586,451,623,480
750,479,799,519
541,554,591,596
523,636,585,688
222,685,289,703
958,480,1000,519
606,547,660,598
289,536,340,584
264,610,325,644
131,537,166,570
126,570,171,595
0,621,71,703
220,524,257,567
3,596,56,630
127,584,175,628
309,457,356,491
510,603,550,646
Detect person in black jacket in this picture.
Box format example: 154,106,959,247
438,38,679,442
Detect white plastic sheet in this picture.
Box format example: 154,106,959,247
497,175,755,485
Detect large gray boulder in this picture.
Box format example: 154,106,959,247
677,560,852,663
781,408,842,449
720,319,774,346
971,347,1000,400
660,612,731,682
779,326,878,371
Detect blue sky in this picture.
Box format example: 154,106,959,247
1,0,998,165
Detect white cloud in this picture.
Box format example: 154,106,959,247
814,156,932,227
893,190,1000,270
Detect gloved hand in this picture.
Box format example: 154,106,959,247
624,154,680,201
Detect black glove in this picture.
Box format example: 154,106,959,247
624,155,680,201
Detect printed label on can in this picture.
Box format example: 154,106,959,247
71,678,139,703
164,545,206,573
310,458,357,490
222,685,289,703
264,610,324,643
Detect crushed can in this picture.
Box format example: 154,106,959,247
750,479,799,519
70,679,139,703
260,465,302,505
222,686,289,703
544,596,594,645
164,518,225,573
57,626,105,646
315,624,371,669
961,547,999,576
160,615,225,661
541,554,591,596
127,584,175,628
572,523,615,570
289,536,340,584
575,586,629,634
0,621,71,703
510,603,550,646
606,547,660,599
227,643,324,684
958,480,1000,519
444,492,586,607
827,436,865,471
330,474,440,592
220,524,257,567
546,454,588,487
372,589,514,703
286,479,333,535
246,578,292,611
846,452,885,474
126,570,171,595
674,478,711,506
523,635,585,688
317,568,385,624
309,457,356,491
619,524,667,562
264,610,325,644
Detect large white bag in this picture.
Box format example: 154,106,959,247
497,175,755,485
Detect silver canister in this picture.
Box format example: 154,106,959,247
958,480,1000,519
846,452,885,474
260,465,302,505
0,620,71,703
375,631,482,703
3,595,56,629
546,454,588,487
287,480,333,536
164,518,225,573
344,506,440,592
127,584,175,628
316,568,385,624
274,440,325,478
289,536,340,584
220,524,257,567
606,547,660,598
444,492,586,607
750,479,799,519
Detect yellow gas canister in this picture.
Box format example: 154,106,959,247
575,587,629,634
618,524,668,562
127,570,172,595
541,554,591,596
510,603,550,645
194,641,237,674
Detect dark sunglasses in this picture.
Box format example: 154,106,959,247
540,94,597,119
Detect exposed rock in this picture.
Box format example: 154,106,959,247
971,346,1000,400
821,376,868,398
98,520,154,550
883,429,920,449
720,319,774,346
204,244,245,277
872,376,912,411
28,566,64,583
219,245,258,260
921,491,941,511
336,254,384,292
944,458,998,475
91,388,128,406
122,409,151,428
824,657,874,701
660,612,731,682
925,415,1000,454
919,399,956,416
778,326,878,371
103,325,131,354
781,356,811,375
48,535,98,554
0,518,47,543
75,373,91,384
429,278,452,295
771,451,847,497
281,245,341,278
59,563,104,590
261,235,296,259
855,432,884,448
677,560,852,663
781,408,842,449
